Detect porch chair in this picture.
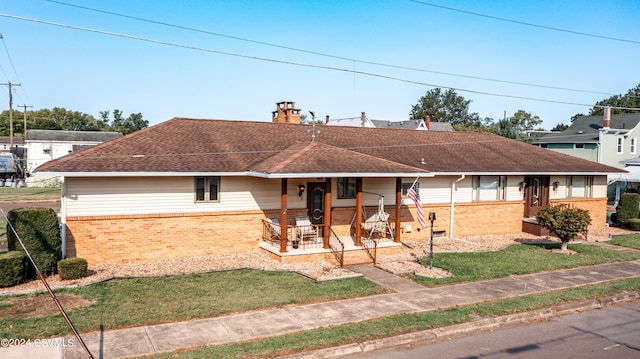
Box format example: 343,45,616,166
295,216,319,242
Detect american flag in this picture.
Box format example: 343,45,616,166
407,181,426,228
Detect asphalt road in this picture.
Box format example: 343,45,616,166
345,301,640,359
0,201,60,214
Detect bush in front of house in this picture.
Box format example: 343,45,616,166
57,258,88,280
7,207,61,276
536,205,591,252
616,193,640,226
625,218,640,231
0,251,28,287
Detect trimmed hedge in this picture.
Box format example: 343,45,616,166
616,193,640,225
0,251,28,287
58,258,88,280
7,208,61,276
626,218,640,231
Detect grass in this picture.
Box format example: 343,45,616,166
0,269,386,339
609,234,640,250
1,242,639,348
141,278,640,359
409,243,640,286
0,187,60,202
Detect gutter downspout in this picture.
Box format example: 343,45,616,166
60,176,67,259
597,129,603,163
450,175,465,238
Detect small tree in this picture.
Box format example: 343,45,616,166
536,205,591,251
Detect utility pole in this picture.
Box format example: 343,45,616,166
1,82,21,146
19,104,32,141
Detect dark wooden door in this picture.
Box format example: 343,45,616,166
307,182,325,233
524,176,550,218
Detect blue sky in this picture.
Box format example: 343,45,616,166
0,0,638,130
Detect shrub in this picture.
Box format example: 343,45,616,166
57,258,88,280
7,208,61,276
536,205,591,251
616,193,640,225
0,251,28,287
626,218,640,231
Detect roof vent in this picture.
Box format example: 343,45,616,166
577,130,583,134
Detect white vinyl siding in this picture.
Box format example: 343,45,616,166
65,176,307,217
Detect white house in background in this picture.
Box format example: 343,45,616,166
25,129,122,175
326,114,453,131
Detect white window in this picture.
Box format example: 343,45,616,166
472,175,506,201
631,138,637,154
43,144,51,155
194,177,220,202
567,176,593,198
617,137,623,154
573,143,585,150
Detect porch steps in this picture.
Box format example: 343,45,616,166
521,217,552,237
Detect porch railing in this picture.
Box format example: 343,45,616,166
361,236,378,265
261,219,324,250
327,227,344,267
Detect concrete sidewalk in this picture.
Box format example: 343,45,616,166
4,260,640,359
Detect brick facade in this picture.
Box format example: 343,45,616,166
66,198,607,265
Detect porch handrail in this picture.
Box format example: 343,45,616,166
361,236,378,265
327,227,344,268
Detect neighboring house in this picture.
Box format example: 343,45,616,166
531,111,640,169
25,129,122,175
0,136,25,154
327,115,453,131
35,102,623,265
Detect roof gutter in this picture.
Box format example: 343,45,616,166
247,171,434,179
450,174,465,238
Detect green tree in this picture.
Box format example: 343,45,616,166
410,88,483,130
590,83,640,115
510,110,543,133
491,118,518,139
100,109,148,135
551,123,569,131
536,205,591,252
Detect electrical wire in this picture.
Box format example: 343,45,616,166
44,0,619,97
409,0,640,45
4,13,635,113
0,34,32,105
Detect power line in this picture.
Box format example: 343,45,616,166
44,0,618,97
0,33,31,104
409,0,640,45
2,13,639,114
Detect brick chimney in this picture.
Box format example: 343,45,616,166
325,115,330,124
603,106,611,129
425,115,431,130
272,101,301,124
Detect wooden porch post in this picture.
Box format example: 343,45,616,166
395,177,402,243
280,178,288,253
323,178,331,249
355,177,363,246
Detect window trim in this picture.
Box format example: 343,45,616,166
472,175,506,201
617,136,624,154
567,175,593,198
194,176,220,203
337,177,357,199
631,137,637,154
573,143,585,150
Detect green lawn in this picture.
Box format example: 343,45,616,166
609,234,640,250
1,242,639,344
142,278,640,359
409,243,640,286
0,187,60,202
0,269,387,339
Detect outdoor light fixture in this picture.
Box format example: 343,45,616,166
519,181,526,192
298,184,305,197
553,181,560,191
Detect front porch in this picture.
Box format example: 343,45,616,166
260,220,402,266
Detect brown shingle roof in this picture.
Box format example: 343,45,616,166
35,118,625,175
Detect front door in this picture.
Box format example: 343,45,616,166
307,182,325,235
524,176,550,218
